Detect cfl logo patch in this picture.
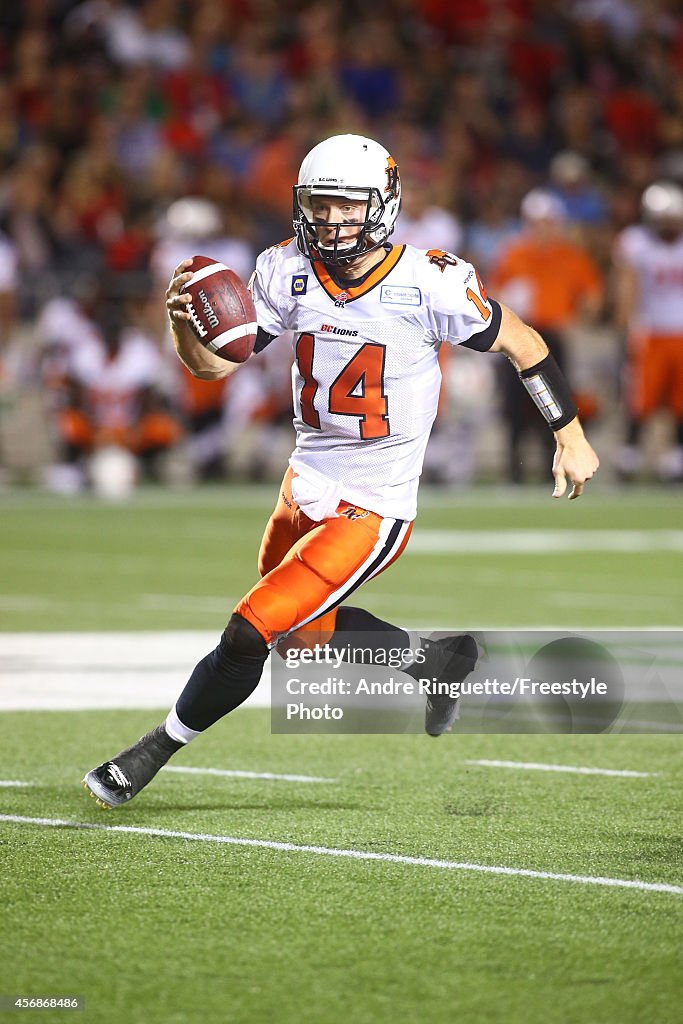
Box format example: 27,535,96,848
291,275,308,296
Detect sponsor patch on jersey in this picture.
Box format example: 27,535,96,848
291,274,308,295
380,284,422,306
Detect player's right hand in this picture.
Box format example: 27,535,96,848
165,258,194,328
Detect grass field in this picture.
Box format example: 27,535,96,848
1,485,682,1024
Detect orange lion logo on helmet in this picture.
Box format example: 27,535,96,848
385,156,400,201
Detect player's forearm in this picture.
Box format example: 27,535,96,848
492,302,579,431
489,302,547,369
171,324,239,380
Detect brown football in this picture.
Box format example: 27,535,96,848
185,255,258,363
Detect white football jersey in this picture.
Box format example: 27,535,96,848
250,239,500,520
616,225,683,333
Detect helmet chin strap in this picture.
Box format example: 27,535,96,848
309,223,388,265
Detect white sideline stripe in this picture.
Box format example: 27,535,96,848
187,261,230,286
407,529,683,554
465,759,657,778
0,780,32,787
164,767,338,783
1,814,681,895
205,322,258,353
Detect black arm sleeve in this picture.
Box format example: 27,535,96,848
253,327,276,354
519,353,578,430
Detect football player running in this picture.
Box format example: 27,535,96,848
83,135,599,808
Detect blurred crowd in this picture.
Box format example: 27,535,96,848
0,0,682,493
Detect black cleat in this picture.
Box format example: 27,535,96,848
424,634,478,737
82,725,182,808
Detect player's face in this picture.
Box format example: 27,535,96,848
310,195,367,248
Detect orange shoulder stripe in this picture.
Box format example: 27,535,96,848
311,245,406,302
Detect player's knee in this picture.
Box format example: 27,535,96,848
222,613,268,660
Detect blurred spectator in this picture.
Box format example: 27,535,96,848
549,151,607,227
0,226,18,478
395,176,462,253
0,226,18,344
613,180,683,482
0,0,681,486
490,189,604,482
465,192,520,275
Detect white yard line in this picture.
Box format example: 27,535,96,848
0,780,32,787
164,767,337,783
407,530,683,554
465,759,657,778
1,814,680,895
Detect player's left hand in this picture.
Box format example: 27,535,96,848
552,431,599,500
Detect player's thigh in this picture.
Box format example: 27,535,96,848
257,467,302,576
237,511,410,647
284,517,413,649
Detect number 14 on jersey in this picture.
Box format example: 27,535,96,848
295,334,390,440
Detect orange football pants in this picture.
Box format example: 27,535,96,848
235,468,412,648
628,332,683,419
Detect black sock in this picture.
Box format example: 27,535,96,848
329,606,411,658
176,616,268,732
625,418,642,446
327,606,459,682
676,422,683,448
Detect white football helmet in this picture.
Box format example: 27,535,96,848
641,181,683,225
293,134,402,265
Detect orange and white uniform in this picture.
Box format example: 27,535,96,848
235,241,500,646
615,225,683,418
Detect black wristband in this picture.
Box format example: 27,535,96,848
519,353,578,430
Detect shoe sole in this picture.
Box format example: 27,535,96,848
81,773,122,810
425,715,457,738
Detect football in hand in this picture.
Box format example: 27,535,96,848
185,255,258,363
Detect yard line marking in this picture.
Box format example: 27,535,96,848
164,767,338,783
0,780,32,787
140,595,237,614
407,529,683,554
465,760,657,778
1,815,681,895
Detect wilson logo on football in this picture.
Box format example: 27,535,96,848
198,288,219,329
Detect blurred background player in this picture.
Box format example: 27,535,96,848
490,189,604,482
39,289,180,492
613,181,683,482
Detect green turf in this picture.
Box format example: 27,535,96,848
1,484,682,1022
1,710,682,1024
1,485,682,630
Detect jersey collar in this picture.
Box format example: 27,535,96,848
310,245,406,303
